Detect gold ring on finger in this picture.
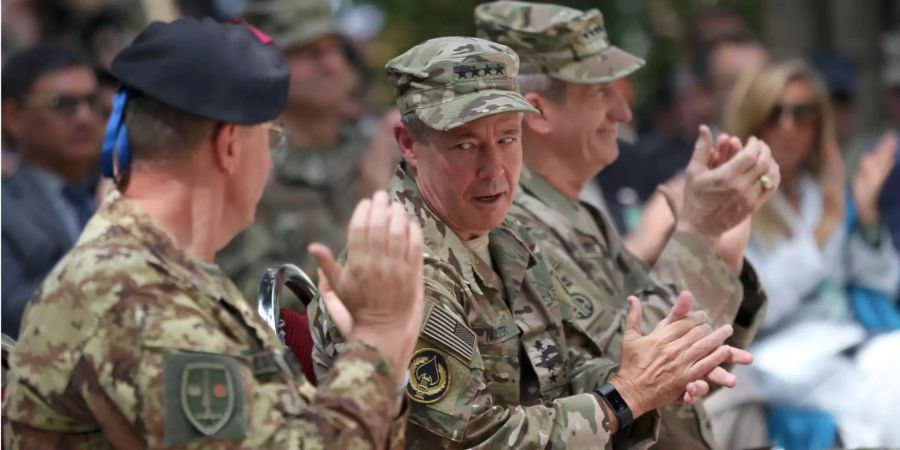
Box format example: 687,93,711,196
760,174,775,191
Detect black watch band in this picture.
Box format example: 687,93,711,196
596,382,634,429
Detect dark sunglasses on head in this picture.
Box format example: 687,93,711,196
31,93,102,116
768,102,820,125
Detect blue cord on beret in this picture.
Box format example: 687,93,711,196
100,90,131,180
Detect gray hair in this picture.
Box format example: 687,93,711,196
124,96,217,164
400,112,433,143
517,74,567,102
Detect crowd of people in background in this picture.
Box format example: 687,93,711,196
2,1,899,449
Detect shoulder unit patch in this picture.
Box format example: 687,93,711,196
406,348,450,404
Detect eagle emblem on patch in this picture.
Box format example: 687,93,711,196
406,348,450,404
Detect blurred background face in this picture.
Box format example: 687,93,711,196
284,35,355,111
409,112,523,239
759,78,820,176
7,65,103,173
709,42,768,108
543,82,633,171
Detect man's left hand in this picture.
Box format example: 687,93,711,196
677,125,780,244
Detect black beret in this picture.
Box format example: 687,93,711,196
110,17,289,124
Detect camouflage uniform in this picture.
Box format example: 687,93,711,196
218,0,369,304
311,37,661,449
476,3,768,449
3,191,407,449
510,169,767,449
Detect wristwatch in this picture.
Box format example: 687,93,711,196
596,382,634,429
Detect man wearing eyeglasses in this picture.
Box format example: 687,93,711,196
4,18,423,448
1,44,105,338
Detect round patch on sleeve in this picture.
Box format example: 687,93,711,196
572,293,595,320
406,348,450,404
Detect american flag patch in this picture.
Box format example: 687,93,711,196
422,306,475,363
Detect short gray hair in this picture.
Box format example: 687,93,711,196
400,112,433,143
517,74,567,102
124,96,217,163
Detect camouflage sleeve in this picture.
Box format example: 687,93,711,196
555,276,662,450
726,262,767,350
641,231,767,347
404,265,640,449
77,289,406,449
309,293,338,382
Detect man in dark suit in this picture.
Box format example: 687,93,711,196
2,44,104,338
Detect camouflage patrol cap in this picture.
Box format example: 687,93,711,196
475,1,645,84
386,36,539,131
242,0,338,51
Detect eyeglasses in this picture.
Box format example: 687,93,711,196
767,102,820,126
267,122,287,153
30,93,102,116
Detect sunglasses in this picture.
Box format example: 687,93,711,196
31,93,102,116
767,103,820,126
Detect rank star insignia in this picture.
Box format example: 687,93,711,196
181,362,235,436
453,62,507,80
406,348,450,404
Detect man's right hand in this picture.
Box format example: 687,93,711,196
610,291,752,419
309,191,425,391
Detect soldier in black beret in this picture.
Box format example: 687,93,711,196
3,17,425,448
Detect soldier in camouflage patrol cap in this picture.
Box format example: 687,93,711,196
385,36,539,130
219,0,383,304
477,2,779,448
242,0,339,50
311,36,756,448
475,0,644,84
3,17,425,448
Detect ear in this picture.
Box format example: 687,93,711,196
212,123,240,175
2,101,25,140
394,123,419,170
522,92,553,135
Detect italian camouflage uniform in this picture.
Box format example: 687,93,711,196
3,191,407,449
475,3,767,448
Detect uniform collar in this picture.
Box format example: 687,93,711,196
517,166,602,238
388,163,535,294
92,189,230,301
